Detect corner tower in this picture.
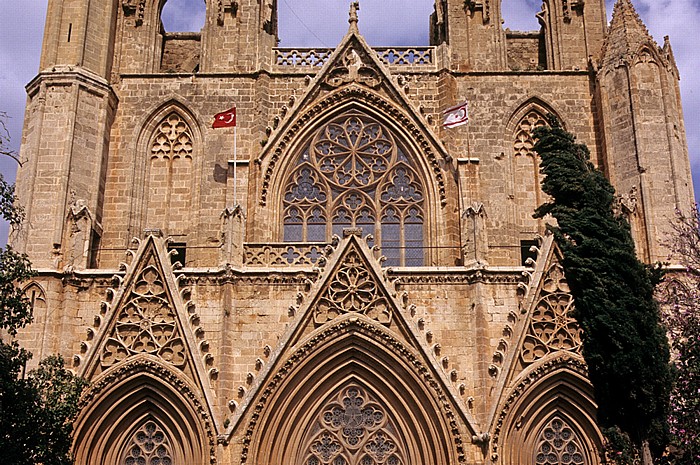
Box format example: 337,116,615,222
596,0,694,262
14,0,119,269
433,0,506,71
200,0,278,73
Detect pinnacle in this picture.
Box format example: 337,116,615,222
601,0,657,68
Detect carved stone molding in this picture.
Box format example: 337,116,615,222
260,87,447,208
122,0,146,26
490,355,588,462
78,357,217,464
239,317,467,463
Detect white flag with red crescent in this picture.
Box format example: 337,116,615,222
443,101,468,128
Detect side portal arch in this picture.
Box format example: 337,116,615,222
73,357,214,465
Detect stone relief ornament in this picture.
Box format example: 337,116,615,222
325,49,382,89
100,253,186,369
314,248,391,326
520,263,582,365
302,385,405,465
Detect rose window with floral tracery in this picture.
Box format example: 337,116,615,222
301,386,406,465
534,417,586,465
122,420,174,465
282,112,425,266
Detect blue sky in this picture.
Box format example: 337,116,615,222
1,0,699,243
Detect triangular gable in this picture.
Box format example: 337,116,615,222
485,233,584,428
78,233,221,431
224,233,481,442
257,26,452,207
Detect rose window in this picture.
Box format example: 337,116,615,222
282,112,425,266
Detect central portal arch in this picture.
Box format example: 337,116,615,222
244,319,465,464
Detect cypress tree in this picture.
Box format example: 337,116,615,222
532,117,672,461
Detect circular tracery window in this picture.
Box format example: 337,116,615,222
283,112,425,266
534,417,586,465
122,420,174,465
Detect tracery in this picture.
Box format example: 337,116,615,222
122,420,175,465
301,385,406,465
534,417,586,465
282,112,425,266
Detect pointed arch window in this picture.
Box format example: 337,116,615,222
146,112,194,236
534,416,587,465
301,385,407,465
122,419,175,465
511,108,550,235
282,112,425,266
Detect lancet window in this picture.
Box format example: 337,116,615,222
146,112,194,235
282,112,425,266
511,108,549,235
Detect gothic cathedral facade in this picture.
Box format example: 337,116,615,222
12,0,693,464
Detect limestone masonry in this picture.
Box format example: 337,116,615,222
12,0,694,463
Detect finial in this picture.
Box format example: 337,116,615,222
349,1,360,32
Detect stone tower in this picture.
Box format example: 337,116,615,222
12,0,693,464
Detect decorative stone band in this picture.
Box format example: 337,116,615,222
274,47,436,71
244,243,328,267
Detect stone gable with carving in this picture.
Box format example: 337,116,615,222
13,0,693,464
100,252,186,369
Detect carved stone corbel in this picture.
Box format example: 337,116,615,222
64,192,94,270
122,0,146,26
465,0,491,24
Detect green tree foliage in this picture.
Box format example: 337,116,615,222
532,117,673,461
661,208,700,464
0,113,87,465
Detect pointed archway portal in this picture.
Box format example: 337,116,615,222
246,321,460,465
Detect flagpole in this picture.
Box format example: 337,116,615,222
233,124,237,206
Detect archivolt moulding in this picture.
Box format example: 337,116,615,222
74,355,216,464
237,316,469,464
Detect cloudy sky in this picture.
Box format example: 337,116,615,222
1,0,699,242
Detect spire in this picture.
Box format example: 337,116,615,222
349,1,360,33
601,0,657,69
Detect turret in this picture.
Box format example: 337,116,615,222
12,0,118,270
200,0,278,72
538,0,607,70
433,0,506,71
596,0,694,262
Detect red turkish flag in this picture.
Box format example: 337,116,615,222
212,107,237,128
